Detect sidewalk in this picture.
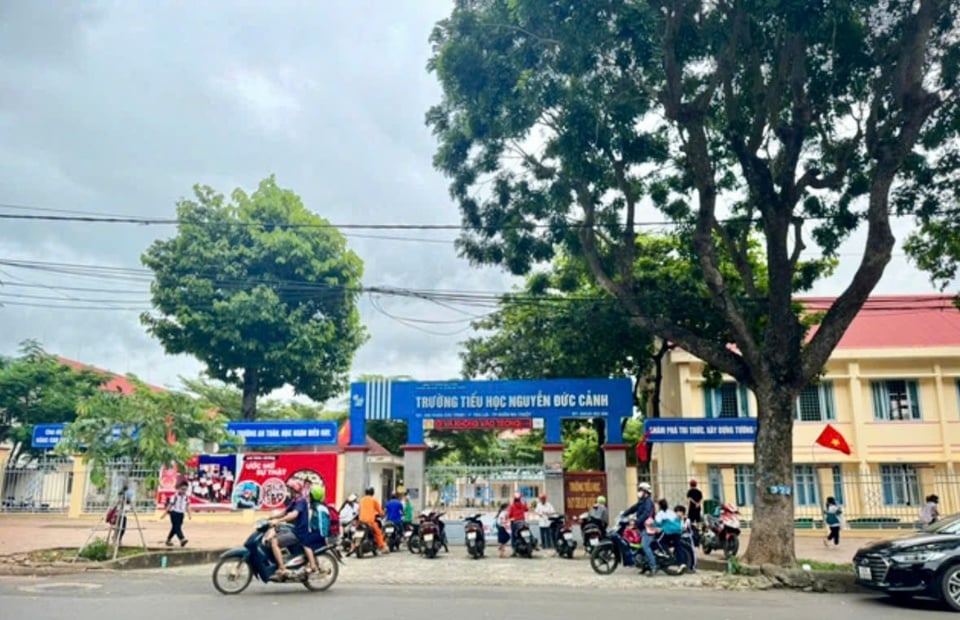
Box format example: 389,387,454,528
0,514,894,563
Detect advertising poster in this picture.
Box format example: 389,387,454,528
156,455,240,511
233,452,338,511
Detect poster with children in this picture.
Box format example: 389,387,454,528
156,455,240,511
233,452,338,511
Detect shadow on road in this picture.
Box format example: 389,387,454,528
857,593,952,614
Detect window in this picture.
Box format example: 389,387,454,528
708,466,724,502
793,465,820,507
734,465,755,506
705,383,750,418
871,380,921,421
795,382,836,422
831,465,844,506
880,464,921,506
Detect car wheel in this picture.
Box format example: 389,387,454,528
941,565,960,612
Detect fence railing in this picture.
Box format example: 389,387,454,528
424,463,546,509
81,459,159,515
0,455,74,513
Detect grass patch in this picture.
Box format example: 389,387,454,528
796,558,852,572
28,544,148,563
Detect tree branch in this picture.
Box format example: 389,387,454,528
789,216,805,271
712,217,759,299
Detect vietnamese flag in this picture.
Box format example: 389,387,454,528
815,424,851,455
636,430,652,462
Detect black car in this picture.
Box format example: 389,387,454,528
854,513,960,611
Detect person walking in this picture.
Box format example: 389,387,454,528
164,481,191,547
495,502,511,558
823,496,843,548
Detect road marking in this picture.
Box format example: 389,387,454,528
18,582,103,594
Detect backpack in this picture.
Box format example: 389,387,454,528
326,503,341,537
660,516,683,535
106,506,118,525
309,501,331,537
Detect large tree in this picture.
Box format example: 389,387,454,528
180,375,347,422
0,340,103,463
427,0,959,565
142,176,367,420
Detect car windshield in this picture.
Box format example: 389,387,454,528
922,514,960,535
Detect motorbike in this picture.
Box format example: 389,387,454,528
589,518,686,576
512,520,538,558
350,518,380,558
404,521,421,554
464,513,486,559
212,519,342,595
548,515,577,559
701,503,741,559
577,512,606,555
418,511,447,559
340,520,356,555
383,519,403,552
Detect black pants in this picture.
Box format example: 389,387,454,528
117,516,128,543
540,525,555,549
167,512,186,543
827,525,840,545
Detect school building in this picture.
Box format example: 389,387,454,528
652,295,960,528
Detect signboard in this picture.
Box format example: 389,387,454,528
563,472,607,520
642,418,757,443
425,417,533,431
224,420,338,447
31,423,138,449
157,455,240,511
351,378,633,421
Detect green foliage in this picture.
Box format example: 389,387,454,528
79,537,110,562
0,340,103,461
141,176,367,420
180,375,347,421
57,376,232,477
366,420,408,456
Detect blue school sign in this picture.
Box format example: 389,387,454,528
642,418,757,443
348,377,635,446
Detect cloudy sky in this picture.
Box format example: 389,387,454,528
0,1,948,402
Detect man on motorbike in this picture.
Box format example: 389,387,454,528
507,492,528,552
588,495,609,529
267,479,319,580
385,492,404,529
358,486,387,552
623,482,658,576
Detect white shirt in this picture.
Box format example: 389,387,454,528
535,501,555,527
340,502,359,523
169,493,189,514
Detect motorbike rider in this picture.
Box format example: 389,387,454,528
588,495,609,529
507,492,528,552
358,486,387,552
623,482,658,576
385,492,404,529
266,479,319,580
339,493,360,525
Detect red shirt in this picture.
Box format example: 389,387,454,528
508,500,527,522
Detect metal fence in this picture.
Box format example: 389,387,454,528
81,459,159,514
642,468,959,529
424,464,546,510
0,455,74,513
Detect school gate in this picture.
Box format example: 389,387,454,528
346,378,635,515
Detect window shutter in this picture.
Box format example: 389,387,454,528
822,382,836,421
907,381,921,420
738,384,750,418
704,388,714,419
871,381,888,420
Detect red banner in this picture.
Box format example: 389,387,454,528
430,418,532,431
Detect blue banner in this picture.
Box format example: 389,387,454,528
224,420,338,447
350,378,633,421
31,423,138,449
643,418,757,443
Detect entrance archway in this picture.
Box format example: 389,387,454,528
346,378,634,514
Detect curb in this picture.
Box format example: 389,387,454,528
0,548,228,577
695,557,860,593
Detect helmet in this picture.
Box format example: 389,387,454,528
347,493,358,502
365,486,375,495
637,482,652,494
539,494,547,501
596,495,606,504
287,479,304,493
310,485,326,502
513,492,522,500
689,479,698,487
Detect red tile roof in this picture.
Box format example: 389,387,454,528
800,295,960,349
56,356,165,394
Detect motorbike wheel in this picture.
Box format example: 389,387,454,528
590,547,619,575
565,547,575,560
212,557,253,595
302,550,339,592
723,536,739,559
355,545,365,559
408,536,421,554
424,545,437,559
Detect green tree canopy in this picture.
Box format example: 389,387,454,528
427,0,959,565
179,375,347,422
0,340,103,463
142,176,367,420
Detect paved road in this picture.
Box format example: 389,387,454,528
1,566,956,619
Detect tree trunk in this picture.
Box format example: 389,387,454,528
241,368,259,421
743,382,798,566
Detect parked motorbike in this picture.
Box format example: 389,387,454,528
383,519,403,552
464,513,486,559
513,520,538,558
548,515,577,559
418,511,447,559
211,519,341,595
577,512,606,555
404,521,421,554
589,517,686,576
340,520,356,555
350,519,380,559
701,503,741,559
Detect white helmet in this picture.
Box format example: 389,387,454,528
637,482,652,494
347,493,358,502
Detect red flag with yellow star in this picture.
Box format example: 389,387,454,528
815,424,851,455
